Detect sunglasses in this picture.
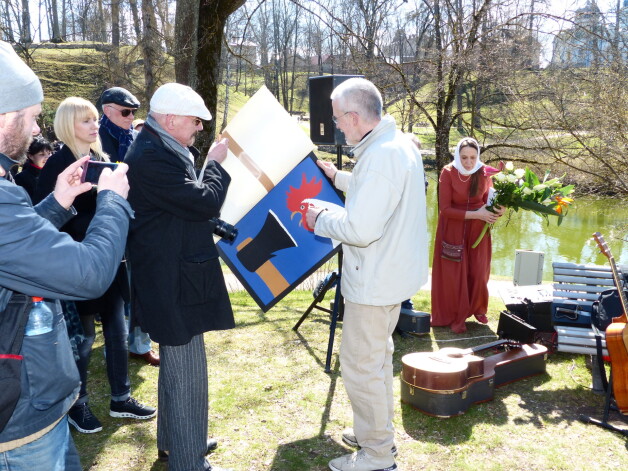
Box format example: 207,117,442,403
106,105,135,117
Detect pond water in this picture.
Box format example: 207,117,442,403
424,172,628,280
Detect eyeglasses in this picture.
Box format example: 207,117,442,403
106,105,135,117
332,111,355,124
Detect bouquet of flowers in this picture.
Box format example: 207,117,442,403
472,162,575,248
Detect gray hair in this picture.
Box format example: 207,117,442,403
330,78,382,122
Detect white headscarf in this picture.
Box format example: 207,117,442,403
452,137,483,176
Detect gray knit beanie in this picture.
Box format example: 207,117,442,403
0,41,44,114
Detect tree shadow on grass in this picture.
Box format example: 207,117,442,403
267,358,346,471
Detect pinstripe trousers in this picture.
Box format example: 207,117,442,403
157,334,209,471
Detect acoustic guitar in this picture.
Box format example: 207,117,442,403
401,339,548,417
592,232,628,413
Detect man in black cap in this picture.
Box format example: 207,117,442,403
99,87,160,366
99,87,140,163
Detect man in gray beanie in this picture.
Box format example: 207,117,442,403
0,41,133,469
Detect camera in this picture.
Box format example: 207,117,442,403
211,217,238,242
81,160,119,184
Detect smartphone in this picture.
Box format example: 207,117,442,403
81,160,118,184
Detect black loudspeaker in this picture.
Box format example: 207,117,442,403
308,75,362,146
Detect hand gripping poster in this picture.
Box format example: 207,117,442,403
215,86,344,312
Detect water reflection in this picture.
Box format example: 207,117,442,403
425,171,628,279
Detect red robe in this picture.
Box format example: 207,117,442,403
431,165,493,329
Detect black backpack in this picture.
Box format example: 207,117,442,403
0,293,31,433
591,288,627,331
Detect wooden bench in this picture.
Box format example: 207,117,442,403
552,262,611,356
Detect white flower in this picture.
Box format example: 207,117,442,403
533,184,547,191
507,174,518,183
505,162,514,171
494,173,507,182
522,187,534,195
514,168,525,178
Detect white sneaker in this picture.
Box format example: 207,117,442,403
329,450,397,471
341,428,398,457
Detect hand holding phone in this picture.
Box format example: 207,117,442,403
80,160,119,184
96,162,129,199
53,156,93,209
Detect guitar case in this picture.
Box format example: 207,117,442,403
400,343,548,417
396,308,430,335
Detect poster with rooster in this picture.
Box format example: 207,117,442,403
216,154,344,312
217,85,315,226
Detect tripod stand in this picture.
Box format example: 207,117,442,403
293,144,345,373
292,269,343,373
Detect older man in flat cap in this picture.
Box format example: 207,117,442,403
124,83,233,471
98,87,160,367
98,87,140,163
0,41,132,470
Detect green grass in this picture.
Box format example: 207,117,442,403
74,289,627,471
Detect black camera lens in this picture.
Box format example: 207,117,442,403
211,217,238,242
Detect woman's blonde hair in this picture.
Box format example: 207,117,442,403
53,97,109,161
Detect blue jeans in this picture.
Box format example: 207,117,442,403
76,290,130,403
125,303,152,355
0,417,81,471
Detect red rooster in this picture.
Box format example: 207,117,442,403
286,173,322,232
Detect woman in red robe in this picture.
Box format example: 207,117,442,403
431,138,503,333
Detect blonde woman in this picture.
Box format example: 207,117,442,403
34,97,156,434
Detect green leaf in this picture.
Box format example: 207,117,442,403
559,184,575,195
518,200,562,217
525,167,540,187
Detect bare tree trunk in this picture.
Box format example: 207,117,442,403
97,0,107,42
61,0,66,39
174,0,199,86
2,1,15,42
112,0,120,46
21,0,31,43
129,0,142,40
141,0,160,97
50,0,61,42
195,0,245,147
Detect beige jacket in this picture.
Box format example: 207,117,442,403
314,115,429,305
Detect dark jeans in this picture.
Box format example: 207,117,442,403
75,288,130,404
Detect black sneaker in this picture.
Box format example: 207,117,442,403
109,397,156,419
68,403,103,434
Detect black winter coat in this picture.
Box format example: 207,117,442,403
124,124,234,346
14,162,41,199
99,126,123,163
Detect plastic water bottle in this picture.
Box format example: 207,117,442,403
24,297,53,336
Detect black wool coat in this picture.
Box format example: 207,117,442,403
14,162,41,199
124,124,234,346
